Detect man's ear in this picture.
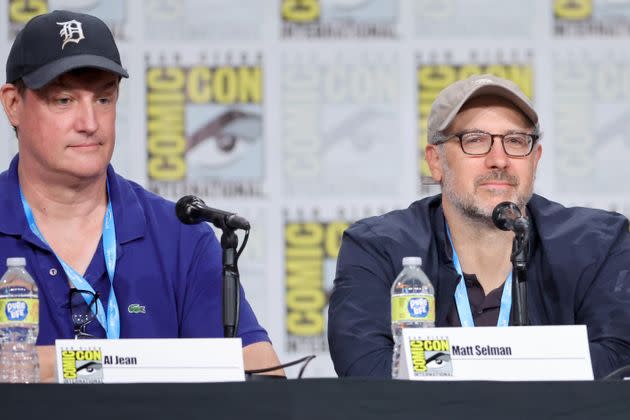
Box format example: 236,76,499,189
425,144,444,183
532,142,542,169
0,84,23,128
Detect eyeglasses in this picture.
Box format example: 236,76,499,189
69,288,100,339
436,131,539,157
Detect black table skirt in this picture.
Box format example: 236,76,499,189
4,378,630,420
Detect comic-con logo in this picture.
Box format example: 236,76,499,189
285,219,348,353
8,0,127,39
146,63,262,181
554,0,630,36
146,57,264,198
282,0,320,23
281,0,397,38
554,0,592,21
409,338,453,377
283,51,400,197
61,349,104,383
8,0,46,24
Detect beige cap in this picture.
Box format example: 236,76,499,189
427,74,538,144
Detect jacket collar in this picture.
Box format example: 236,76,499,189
427,199,460,327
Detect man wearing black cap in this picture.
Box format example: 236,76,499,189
328,74,630,379
0,10,282,381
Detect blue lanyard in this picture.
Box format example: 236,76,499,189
20,182,120,339
446,224,512,327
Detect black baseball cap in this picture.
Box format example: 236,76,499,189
6,10,128,89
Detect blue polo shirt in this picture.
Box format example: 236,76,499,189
0,155,270,346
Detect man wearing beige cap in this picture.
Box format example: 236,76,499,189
328,74,630,379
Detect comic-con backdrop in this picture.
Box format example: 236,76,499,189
0,0,628,377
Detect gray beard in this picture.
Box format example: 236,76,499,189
441,167,532,228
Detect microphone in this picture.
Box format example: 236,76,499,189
175,195,250,230
492,201,529,235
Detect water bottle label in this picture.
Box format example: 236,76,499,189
391,294,435,322
0,298,39,324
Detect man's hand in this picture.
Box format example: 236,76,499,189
37,345,56,383
243,341,285,377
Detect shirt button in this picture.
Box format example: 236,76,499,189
49,268,58,276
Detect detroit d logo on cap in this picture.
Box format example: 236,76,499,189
56,19,85,49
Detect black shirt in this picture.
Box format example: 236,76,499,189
446,273,506,327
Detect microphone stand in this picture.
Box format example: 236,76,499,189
220,227,240,338
511,231,529,326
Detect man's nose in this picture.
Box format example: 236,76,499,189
75,100,98,134
484,136,510,169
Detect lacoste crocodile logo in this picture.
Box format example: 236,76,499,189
127,304,146,314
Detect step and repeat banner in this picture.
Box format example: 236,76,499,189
0,0,629,377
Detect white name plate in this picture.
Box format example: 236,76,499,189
398,325,593,381
55,338,245,384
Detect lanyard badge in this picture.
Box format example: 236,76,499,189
20,181,120,339
446,224,512,327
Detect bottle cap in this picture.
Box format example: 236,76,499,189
6,257,26,267
402,256,422,266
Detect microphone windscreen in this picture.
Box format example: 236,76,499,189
175,195,199,224
492,201,521,231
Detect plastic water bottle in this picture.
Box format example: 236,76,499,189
391,256,434,379
0,257,39,383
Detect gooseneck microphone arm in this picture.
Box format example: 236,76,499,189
176,195,251,338
511,231,529,327
492,202,530,326
221,229,240,338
